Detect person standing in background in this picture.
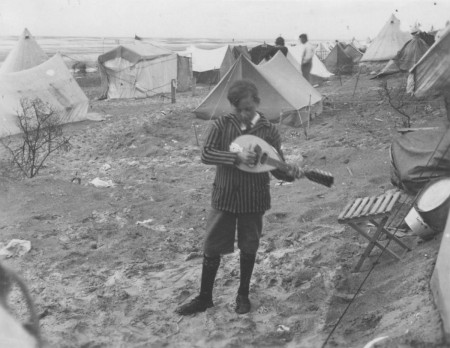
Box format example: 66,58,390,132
299,33,314,82
264,36,288,61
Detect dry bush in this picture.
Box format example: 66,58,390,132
0,97,72,178
378,80,413,128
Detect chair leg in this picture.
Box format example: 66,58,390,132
369,219,412,251
349,218,402,272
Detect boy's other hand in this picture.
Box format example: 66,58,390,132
237,150,257,166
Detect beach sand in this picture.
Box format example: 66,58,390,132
0,71,448,347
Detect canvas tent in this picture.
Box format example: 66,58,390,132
98,41,192,99
390,128,450,194
194,52,322,127
0,28,48,73
315,42,331,61
231,45,250,59
342,43,363,63
375,35,430,78
360,14,411,62
0,53,89,137
350,38,367,53
285,46,333,84
408,26,450,98
178,45,234,85
0,29,89,137
323,43,354,74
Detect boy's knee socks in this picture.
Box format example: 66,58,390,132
199,255,221,300
238,252,256,297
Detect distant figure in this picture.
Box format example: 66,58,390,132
264,36,288,61
299,33,314,82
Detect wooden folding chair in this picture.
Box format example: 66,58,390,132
338,189,412,272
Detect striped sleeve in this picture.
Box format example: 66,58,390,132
268,126,295,182
201,121,238,167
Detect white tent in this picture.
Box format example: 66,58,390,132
286,45,334,79
0,28,48,73
361,14,411,62
178,45,235,84
195,51,322,127
98,41,192,99
315,42,331,61
0,54,89,137
179,45,231,72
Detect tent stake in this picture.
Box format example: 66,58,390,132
352,66,362,102
306,94,311,140
171,79,176,104
193,123,200,146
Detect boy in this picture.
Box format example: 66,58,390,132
176,79,302,315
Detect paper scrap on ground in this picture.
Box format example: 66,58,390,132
136,219,155,229
0,239,32,258
90,177,115,188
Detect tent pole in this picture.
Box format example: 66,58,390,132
444,94,450,122
306,94,311,140
171,79,176,104
352,65,362,102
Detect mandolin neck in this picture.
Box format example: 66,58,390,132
264,156,292,173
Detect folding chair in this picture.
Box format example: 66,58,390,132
338,189,412,272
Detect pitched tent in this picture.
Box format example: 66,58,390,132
360,14,411,62
323,43,354,74
315,42,331,61
408,26,450,98
351,38,367,53
194,52,322,127
179,45,234,85
0,28,48,73
98,41,192,99
285,47,333,84
0,53,89,137
342,43,363,63
375,35,430,78
231,45,250,59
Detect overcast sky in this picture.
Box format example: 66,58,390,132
0,0,449,41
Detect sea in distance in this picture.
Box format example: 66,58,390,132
0,35,339,69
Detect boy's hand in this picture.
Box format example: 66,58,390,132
287,165,304,179
236,150,257,166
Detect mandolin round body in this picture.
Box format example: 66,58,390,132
230,134,282,173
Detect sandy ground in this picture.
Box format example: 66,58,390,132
1,71,450,348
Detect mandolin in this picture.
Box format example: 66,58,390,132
230,134,334,188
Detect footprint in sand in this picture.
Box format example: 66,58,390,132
266,212,289,223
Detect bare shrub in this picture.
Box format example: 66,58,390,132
378,80,413,128
0,97,72,178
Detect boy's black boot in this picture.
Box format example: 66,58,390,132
235,251,256,314
176,254,220,315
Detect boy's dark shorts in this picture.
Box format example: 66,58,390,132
203,208,264,256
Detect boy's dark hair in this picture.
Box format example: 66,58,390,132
227,80,260,107
275,36,285,46
299,33,308,41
